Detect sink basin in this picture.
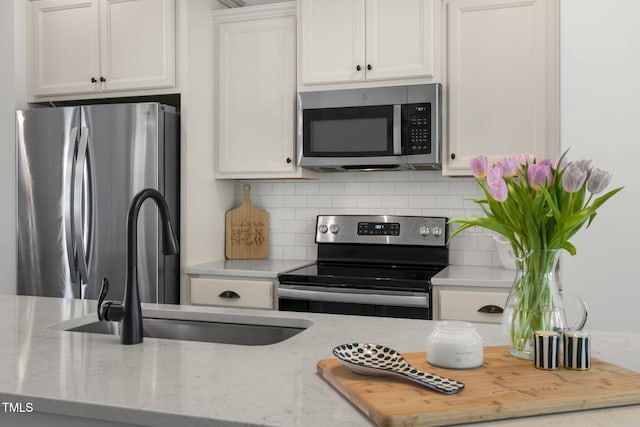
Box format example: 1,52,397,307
67,316,308,346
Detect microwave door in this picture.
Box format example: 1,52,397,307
302,105,396,158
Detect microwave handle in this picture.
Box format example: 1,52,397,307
393,104,402,155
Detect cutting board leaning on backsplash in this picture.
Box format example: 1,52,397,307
225,185,269,259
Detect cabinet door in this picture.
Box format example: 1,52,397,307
300,0,366,84
443,0,559,175
216,12,299,177
365,0,436,81
99,0,175,91
30,0,100,96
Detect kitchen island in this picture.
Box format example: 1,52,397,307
1,295,638,427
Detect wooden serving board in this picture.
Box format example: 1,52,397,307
317,345,640,427
225,185,269,259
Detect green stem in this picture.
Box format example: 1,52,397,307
507,250,562,356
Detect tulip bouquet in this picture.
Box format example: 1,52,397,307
449,152,622,358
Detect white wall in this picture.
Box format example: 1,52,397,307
178,0,234,302
0,0,26,295
561,0,640,332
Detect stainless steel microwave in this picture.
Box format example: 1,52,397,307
297,83,442,172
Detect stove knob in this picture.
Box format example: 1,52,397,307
432,226,442,237
419,225,430,236
329,224,340,234
319,224,328,233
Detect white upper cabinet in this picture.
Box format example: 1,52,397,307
29,0,175,97
213,3,314,179
299,0,439,86
442,0,560,175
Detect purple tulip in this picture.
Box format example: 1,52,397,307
527,163,553,190
516,153,533,166
470,156,489,179
498,156,519,177
562,163,587,193
537,158,553,167
487,164,508,201
574,159,593,174
587,168,612,194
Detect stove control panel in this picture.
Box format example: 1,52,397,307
316,215,448,246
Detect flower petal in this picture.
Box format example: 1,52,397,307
587,168,612,194
470,156,489,179
562,163,587,192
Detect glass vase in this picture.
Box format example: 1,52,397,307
501,250,585,360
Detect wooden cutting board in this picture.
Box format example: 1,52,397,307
317,345,640,427
225,185,269,259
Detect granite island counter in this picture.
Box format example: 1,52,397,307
1,295,638,427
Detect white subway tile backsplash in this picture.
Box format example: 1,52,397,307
272,182,296,195
382,195,409,209
356,195,383,208
307,195,332,208
370,182,396,194
435,195,464,209
408,195,435,209
237,171,501,267
296,182,319,194
260,195,284,208
394,181,422,195
345,182,370,194
283,195,308,208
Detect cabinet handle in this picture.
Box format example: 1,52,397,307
478,304,503,314
450,153,456,160
99,76,106,82
356,64,362,71
91,77,97,83
286,157,292,164
219,290,241,299
367,64,372,71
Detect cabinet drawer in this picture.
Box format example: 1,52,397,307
190,277,274,309
438,289,509,324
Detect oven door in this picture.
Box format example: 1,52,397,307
278,285,431,320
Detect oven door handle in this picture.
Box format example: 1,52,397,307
278,286,428,308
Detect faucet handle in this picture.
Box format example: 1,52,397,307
97,278,124,322
97,278,109,321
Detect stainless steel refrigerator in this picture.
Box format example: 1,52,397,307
16,102,179,303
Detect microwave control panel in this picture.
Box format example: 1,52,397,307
404,103,431,154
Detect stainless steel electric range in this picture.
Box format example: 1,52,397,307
277,215,448,320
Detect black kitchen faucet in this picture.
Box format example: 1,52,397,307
97,188,179,345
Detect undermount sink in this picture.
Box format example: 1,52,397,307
66,315,309,346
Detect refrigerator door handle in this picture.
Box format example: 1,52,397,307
64,127,79,282
73,127,91,291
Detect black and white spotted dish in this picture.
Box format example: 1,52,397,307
333,343,465,395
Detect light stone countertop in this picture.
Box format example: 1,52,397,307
1,295,639,427
432,265,516,288
183,258,314,279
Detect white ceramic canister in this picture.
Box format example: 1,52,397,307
426,321,484,369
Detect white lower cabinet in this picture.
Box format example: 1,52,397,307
433,287,509,324
189,277,275,310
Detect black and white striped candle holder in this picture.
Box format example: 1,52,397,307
564,331,591,370
534,330,561,370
